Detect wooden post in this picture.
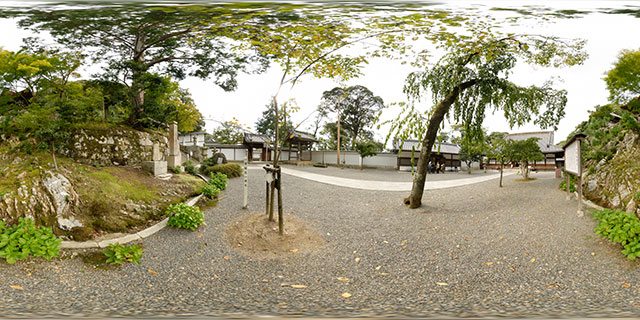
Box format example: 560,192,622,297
337,100,341,168
276,166,283,235
265,181,270,215
269,180,275,221
566,173,571,200
243,149,248,209
577,138,583,217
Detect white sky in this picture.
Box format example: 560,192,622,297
1,1,640,147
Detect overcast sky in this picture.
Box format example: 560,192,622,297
1,1,640,147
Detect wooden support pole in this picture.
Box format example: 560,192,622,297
265,181,270,215
277,166,283,235
577,175,584,217
566,173,571,200
243,150,248,209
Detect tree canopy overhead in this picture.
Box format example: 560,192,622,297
604,48,640,104
383,27,587,208
4,4,276,125
318,85,385,150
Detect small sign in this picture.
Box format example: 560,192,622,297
563,133,585,176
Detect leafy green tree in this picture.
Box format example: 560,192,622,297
318,85,385,150
211,120,245,144
485,132,511,187
355,140,382,170
509,137,544,180
255,100,294,141
604,48,640,103
452,125,486,174
8,5,271,126
385,31,586,208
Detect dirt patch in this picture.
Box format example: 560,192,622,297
515,177,537,182
225,213,326,259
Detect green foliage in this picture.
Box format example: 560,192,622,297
103,242,143,265
166,203,204,231
171,166,182,174
453,125,487,171
0,218,61,264
210,120,245,144
202,163,242,178
594,209,640,260
604,48,640,103
183,161,196,175
255,100,294,141
208,172,228,191
201,184,220,199
559,174,577,192
318,85,385,150
355,140,381,159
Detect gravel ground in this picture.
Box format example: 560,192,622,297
0,169,638,318
281,164,498,182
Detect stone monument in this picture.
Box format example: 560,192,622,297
168,121,181,169
142,142,168,177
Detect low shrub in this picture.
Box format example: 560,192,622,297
166,203,204,230
0,218,61,264
201,184,220,199
103,243,143,265
202,163,242,178
559,174,577,193
171,166,182,174
594,209,640,260
183,161,196,175
209,172,228,190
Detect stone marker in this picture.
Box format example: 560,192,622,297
152,142,162,161
168,121,181,169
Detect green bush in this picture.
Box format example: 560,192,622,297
208,172,228,190
103,242,143,265
0,218,61,264
171,166,182,174
201,184,220,199
559,174,577,193
183,161,196,175
202,163,242,178
594,209,640,260
166,203,204,230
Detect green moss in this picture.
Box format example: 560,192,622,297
176,174,206,196
86,168,157,202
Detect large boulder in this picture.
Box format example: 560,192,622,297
583,131,640,216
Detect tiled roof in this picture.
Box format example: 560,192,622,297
243,133,270,144
287,131,317,143
393,140,460,154
506,131,563,153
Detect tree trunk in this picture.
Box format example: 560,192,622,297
336,100,341,168
499,163,503,187
406,79,477,209
467,161,471,174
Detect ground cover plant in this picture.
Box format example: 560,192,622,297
559,173,577,192
209,172,228,190
0,218,61,264
201,184,220,199
202,163,242,178
103,243,143,265
166,203,204,230
594,209,640,260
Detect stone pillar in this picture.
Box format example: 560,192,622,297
152,142,162,161
168,121,181,169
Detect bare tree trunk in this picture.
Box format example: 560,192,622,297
268,180,275,221
406,79,477,209
277,168,283,235
499,163,503,187
467,161,471,174
336,100,341,168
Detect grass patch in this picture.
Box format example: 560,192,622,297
176,174,206,196
86,167,157,202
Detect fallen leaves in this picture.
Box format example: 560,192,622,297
622,282,632,288
289,248,299,253
337,277,350,282
354,257,361,263
290,285,307,289
223,256,230,260
10,285,24,290
147,269,158,275
341,292,352,298
485,262,494,265
379,273,390,276
375,265,382,271
530,258,536,263
436,282,448,286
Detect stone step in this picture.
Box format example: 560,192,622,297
156,173,173,180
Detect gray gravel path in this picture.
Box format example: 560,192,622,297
281,164,497,182
0,170,638,318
